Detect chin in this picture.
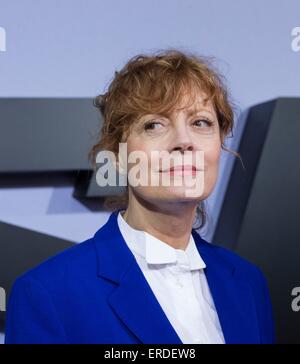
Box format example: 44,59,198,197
147,188,205,203
169,184,207,197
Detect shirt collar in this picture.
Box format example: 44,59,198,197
117,210,206,271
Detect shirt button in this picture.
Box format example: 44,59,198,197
175,277,184,287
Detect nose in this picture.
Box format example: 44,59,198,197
170,124,194,153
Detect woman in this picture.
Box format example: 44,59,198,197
5,49,275,344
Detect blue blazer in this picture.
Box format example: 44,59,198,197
5,209,276,344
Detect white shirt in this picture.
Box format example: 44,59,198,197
117,210,225,344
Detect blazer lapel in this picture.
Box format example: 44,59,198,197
93,210,182,344
192,230,261,344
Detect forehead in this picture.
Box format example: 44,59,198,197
172,89,215,115
135,87,217,126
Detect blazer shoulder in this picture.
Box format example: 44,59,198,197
13,236,96,289
197,234,266,283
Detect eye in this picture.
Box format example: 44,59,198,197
143,121,163,131
192,118,214,128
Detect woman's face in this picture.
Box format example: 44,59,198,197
120,90,222,205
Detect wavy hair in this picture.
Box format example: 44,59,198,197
89,49,242,231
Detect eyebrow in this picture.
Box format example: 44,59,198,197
185,107,215,117
177,97,214,116
139,103,215,122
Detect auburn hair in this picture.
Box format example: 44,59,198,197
89,49,241,231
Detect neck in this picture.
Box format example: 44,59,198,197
122,192,199,250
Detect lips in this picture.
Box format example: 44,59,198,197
158,165,202,174
169,165,197,172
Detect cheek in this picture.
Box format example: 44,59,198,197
202,140,221,186
199,151,220,199
203,137,221,165
126,136,162,162
209,147,221,167
125,139,153,175
126,133,154,153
